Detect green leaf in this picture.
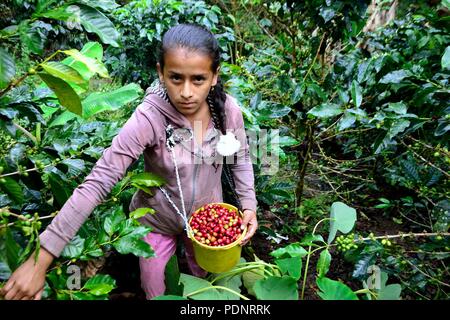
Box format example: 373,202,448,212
113,236,154,258
270,243,308,259
61,235,85,259
442,46,450,70
180,273,226,300
347,108,367,118
275,256,302,280
130,172,166,188
129,207,155,220
257,103,291,120
253,276,298,300
164,255,184,296
435,119,450,136
103,207,126,236
82,83,143,118
38,72,82,115
299,234,325,247
240,104,257,124
35,0,61,14
319,7,335,23
62,42,104,80
385,102,407,115
0,48,16,89
278,135,299,147
37,5,73,21
4,228,21,271
351,80,362,108
48,172,71,207
317,249,331,278
40,62,87,89
78,0,120,11
377,272,402,300
352,254,376,278
387,119,410,139
0,177,24,205
0,261,11,279
83,274,116,296
327,202,357,244
62,49,109,78
19,22,45,55
316,277,358,300
111,223,153,258
374,203,391,209
378,283,402,300
307,103,343,118
48,110,80,127
78,4,119,47
72,292,107,300
61,159,85,176
214,267,243,300
338,112,356,131
379,70,411,84
443,0,450,9
242,257,266,297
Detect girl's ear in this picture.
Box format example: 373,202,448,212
156,63,164,82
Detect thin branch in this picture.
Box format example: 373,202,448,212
400,140,450,179
303,33,326,82
406,135,450,157
12,121,37,144
319,128,374,141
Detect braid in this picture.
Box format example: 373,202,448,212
207,77,227,134
208,78,243,212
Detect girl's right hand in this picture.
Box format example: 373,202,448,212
0,247,54,300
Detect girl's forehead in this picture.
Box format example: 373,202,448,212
163,47,214,72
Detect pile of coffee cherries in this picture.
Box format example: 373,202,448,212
190,203,243,247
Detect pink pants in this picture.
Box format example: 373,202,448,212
139,232,208,300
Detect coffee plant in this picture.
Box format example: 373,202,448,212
1,0,449,300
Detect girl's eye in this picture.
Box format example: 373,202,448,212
194,77,205,83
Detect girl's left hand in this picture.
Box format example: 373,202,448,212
240,209,258,246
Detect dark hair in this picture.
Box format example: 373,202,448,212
159,24,242,211
158,23,227,135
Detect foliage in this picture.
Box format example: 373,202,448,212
154,201,402,300
105,0,235,87
217,0,449,300
0,0,449,300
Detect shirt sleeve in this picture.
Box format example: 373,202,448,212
39,103,158,258
225,95,258,213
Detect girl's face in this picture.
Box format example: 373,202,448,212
157,47,219,120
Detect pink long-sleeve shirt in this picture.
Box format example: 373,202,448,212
39,87,258,258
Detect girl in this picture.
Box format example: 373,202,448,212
0,23,258,300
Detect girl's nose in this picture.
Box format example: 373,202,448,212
180,82,193,99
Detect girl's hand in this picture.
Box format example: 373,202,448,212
240,209,258,246
0,248,54,300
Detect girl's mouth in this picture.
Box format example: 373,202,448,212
180,102,196,107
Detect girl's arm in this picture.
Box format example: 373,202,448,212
1,102,158,300
39,103,158,258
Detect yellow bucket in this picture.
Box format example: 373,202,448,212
188,203,247,273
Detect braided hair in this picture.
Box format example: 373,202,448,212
158,23,243,212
